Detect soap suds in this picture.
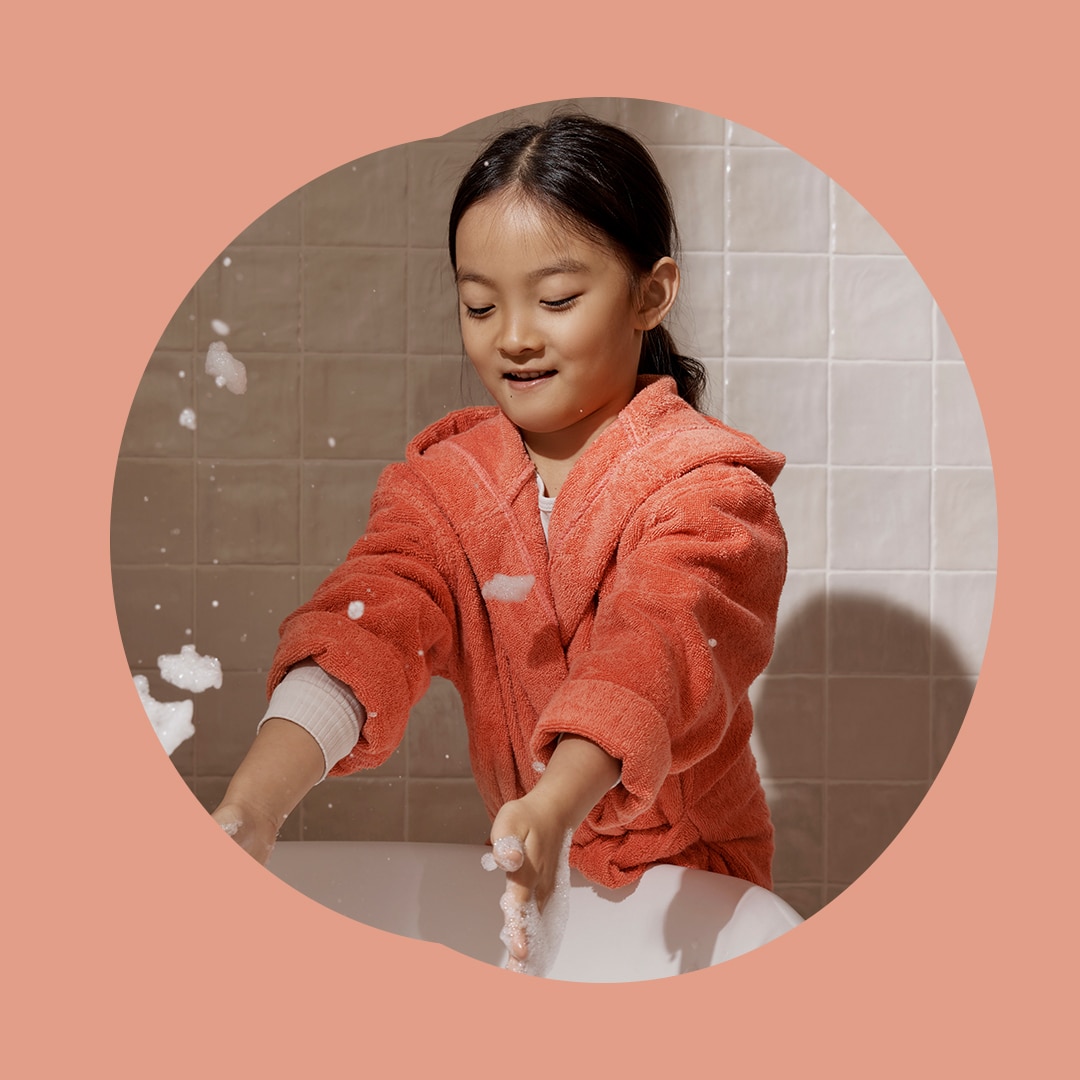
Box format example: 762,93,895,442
157,644,223,692
178,407,196,430
134,675,195,756
481,574,535,603
348,601,365,619
205,341,247,394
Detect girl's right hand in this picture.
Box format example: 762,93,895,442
212,802,280,866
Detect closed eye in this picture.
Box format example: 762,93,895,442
542,295,580,310
463,304,494,319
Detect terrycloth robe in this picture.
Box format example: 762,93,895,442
268,376,788,889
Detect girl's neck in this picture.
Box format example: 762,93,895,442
522,414,620,499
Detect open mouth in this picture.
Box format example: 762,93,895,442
504,370,557,383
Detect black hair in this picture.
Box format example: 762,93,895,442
448,112,708,412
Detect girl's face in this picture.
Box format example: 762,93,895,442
454,194,661,459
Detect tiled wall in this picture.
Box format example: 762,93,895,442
111,98,996,919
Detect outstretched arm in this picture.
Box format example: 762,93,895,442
212,717,331,865
487,734,619,972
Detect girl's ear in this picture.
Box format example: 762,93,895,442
635,257,680,330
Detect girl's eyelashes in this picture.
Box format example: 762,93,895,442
461,295,581,319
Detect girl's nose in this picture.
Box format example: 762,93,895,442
497,310,542,356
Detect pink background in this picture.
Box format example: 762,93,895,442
6,1,1075,1075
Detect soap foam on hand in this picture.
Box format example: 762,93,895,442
483,831,572,978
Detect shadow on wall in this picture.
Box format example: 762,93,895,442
755,589,975,920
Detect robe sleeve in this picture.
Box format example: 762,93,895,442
266,463,459,776
530,464,787,826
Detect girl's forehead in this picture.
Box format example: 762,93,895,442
455,192,616,272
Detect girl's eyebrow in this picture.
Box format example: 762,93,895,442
455,258,590,287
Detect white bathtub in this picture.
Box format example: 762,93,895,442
267,841,803,982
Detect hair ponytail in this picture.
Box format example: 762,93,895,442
449,112,709,413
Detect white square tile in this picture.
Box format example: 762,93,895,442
624,100,727,144
832,256,933,360
932,571,997,675
652,145,725,251
727,120,780,147
772,466,826,569
933,468,998,570
727,253,829,357
676,252,725,356
832,183,902,255
934,362,993,466
829,468,931,569
724,359,827,463
728,148,829,253
769,570,827,675
830,361,932,465
935,305,964,361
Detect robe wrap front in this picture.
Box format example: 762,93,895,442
268,376,788,889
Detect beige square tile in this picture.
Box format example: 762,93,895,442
771,466,826,569
651,145,725,252
303,248,406,353
197,462,300,564
748,675,826,778
232,189,302,245
408,140,481,249
157,288,196,350
830,361,932,465
934,362,993,466
827,573,931,675
829,468,930,569
192,669,269,778
304,146,408,247
768,571,826,675
931,571,996,676
112,566,195,669
406,355,488,437
301,777,406,841
727,253,829,358
406,248,460,355
826,780,928,882
831,183,902,255
300,461,385,566
933,468,998,570
195,355,300,459
728,148,829,253
676,252,725,356
932,676,977,775
111,460,194,565
119,352,197,458
408,677,471,777
831,256,933,360
195,566,302,671
724,359,827,463
195,248,302,352
828,676,931,780
407,778,491,844
303,355,407,460
762,780,824,882
301,565,336,602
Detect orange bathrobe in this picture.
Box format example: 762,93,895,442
268,376,788,889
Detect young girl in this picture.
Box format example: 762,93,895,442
212,113,788,973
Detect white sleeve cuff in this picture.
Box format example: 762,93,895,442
258,662,364,782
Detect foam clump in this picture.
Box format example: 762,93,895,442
134,674,195,756
481,574,535,603
497,830,572,978
347,600,365,619
178,407,196,430
157,644,223,692
205,341,247,394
